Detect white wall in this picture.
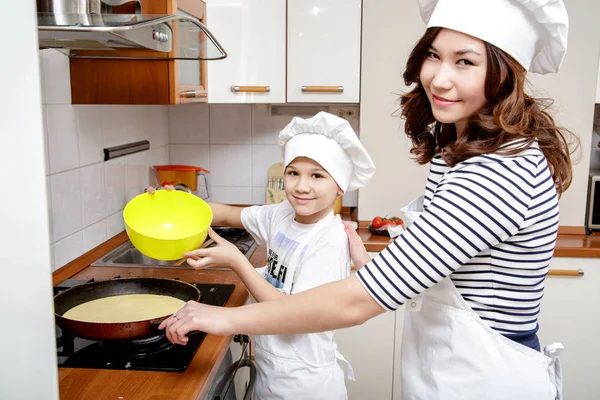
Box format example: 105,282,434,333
358,0,600,227
527,0,600,226
41,53,361,271
167,103,360,206
0,3,59,400
39,49,170,271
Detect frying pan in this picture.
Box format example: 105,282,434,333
54,277,200,341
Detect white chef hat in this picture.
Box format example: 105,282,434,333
278,112,375,193
418,0,569,74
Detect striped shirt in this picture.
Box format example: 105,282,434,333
357,140,559,337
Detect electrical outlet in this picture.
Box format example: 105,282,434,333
329,106,359,118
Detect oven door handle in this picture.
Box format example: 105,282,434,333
213,358,256,400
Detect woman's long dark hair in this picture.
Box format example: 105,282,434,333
400,27,578,194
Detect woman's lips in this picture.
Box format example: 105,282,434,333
432,94,459,107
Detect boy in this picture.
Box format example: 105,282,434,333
162,111,375,400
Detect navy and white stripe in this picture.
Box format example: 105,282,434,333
357,140,558,335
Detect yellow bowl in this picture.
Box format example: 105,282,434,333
123,191,213,261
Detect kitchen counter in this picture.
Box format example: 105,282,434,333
53,233,267,400
357,227,600,258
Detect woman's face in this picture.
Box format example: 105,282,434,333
419,28,488,134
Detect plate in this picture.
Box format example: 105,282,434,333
368,225,390,236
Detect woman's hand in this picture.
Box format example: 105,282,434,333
343,221,371,268
184,228,247,271
158,301,235,344
145,184,175,194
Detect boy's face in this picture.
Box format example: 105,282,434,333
284,157,343,224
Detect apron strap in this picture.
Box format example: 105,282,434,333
543,343,564,400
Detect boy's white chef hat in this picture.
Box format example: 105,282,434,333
418,0,569,74
278,112,376,193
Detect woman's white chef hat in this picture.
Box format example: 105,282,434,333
418,0,569,74
278,112,376,193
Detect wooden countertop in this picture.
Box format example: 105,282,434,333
357,227,600,258
53,233,268,400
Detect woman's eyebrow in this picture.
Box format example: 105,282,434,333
430,45,482,57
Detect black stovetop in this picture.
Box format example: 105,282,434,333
54,280,235,372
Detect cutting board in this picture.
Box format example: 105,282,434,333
266,162,286,204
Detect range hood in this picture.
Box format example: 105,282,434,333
37,0,227,60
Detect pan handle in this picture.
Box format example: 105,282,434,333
151,319,202,337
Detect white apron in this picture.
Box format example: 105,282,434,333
253,211,354,400
400,197,563,400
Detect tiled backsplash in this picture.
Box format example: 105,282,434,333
168,103,360,205
40,49,360,271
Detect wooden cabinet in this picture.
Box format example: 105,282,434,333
70,0,209,105
336,254,395,399
537,258,599,400
206,0,362,104
287,0,362,103
336,310,396,399
205,0,286,103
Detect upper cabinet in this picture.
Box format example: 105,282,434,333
70,0,210,105
206,0,362,104
206,0,286,103
287,0,362,103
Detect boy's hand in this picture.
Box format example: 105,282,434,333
184,228,247,271
145,184,175,194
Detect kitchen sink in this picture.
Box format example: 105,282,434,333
91,227,257,269
92,240,179,268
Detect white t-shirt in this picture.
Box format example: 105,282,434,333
241,200,351,365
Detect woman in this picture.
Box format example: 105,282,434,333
161,0,575,398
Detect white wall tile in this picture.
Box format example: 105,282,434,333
106,211,125,238
210,104,252,145
38,51,46,105
102,106,127,148
50,169,83,241
211,187,252,205
148,146,169,186
148,106,169,148
76,106,104,166
40,49,71,105
251,145,283,186
210,145,252,186
81,163,106,227
105,157,126,216
46,176,53,243
49,244,56,271
252,186,268,205
47,105,79,174
42,105,50,175
125,151,151,202
83,220,107,253
53,231,84,270
169,104,209,144
252,104,292,145
168,144,210,167
126,105,149,144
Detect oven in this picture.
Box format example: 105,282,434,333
586,174,600,231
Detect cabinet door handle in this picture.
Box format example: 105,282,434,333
230,86,271,93
548,269,584,277
179,90,208,98
301,86,344,93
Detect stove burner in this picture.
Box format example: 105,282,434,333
54,282,235,372
100,334,175,357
